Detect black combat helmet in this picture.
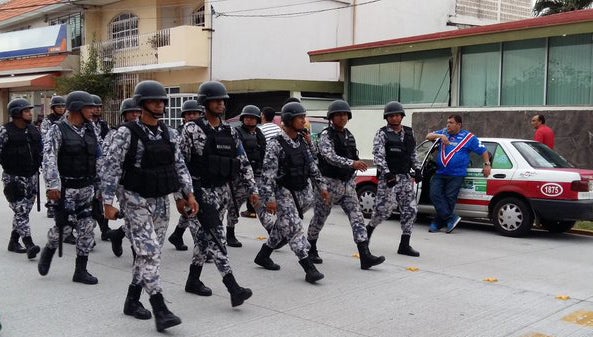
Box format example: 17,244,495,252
7,98,34,118
197,81,229,105
66,91,95,113
120,98,141,116
50,96,66,108
133,80,168,106
181,99,204,116
383,101,405,119
91,94,103,107
327,100,352,120
239,105,261,123
281,102,307,126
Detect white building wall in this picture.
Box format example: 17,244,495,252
210,0,353,81
353,0,457,44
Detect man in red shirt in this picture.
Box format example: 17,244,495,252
531,114,555,149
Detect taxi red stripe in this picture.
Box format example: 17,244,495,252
457,198,489,206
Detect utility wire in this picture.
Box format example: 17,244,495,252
216,0,382,18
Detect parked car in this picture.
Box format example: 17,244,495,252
355,138,593,237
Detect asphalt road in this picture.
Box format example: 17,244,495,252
2,193,593,337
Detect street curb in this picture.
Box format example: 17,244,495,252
569,228,593,236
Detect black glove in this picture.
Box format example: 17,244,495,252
413,168,423,184
385,172,397,188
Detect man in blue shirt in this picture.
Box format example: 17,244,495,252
425,114,491,233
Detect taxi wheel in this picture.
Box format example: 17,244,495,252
540,219,575,233
492,197,533,237
357,184,376,219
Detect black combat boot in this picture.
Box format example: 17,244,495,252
397,234,420,257
99,218,111,241
226,226,242,248
72,255,98,285
109,227,125,257
149,293,182,332
356,241,386,270
366,224,376,241
22,236,40,259
308,239,323,264
38,246,56,276
123,284,152,320
222,273,252,307
167,225,188,251
298,257,325,284
7,230,26,253
185,264,212,296
274,238,288,250
254,243,280,270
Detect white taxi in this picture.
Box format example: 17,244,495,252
355,138,593,237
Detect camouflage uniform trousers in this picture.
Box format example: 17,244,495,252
267,185,314,260
227,176,273,232
188,185,232,276
120,190,170,295
175,214,191,230
46,185,95,256
308,176,367,243
368,174,417,235
2,173,37,238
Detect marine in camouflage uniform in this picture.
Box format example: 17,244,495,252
102,81,197,332
1,98,42,260
254,102,330,284
37,91,102,285
40,96,66,220
168,99,203,251
90,94,112,241
367,101,421,257
101,98,141,258
307,100,385,269
179,81,254,307
226,105,273,248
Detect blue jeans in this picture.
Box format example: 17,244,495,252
429,174,464,226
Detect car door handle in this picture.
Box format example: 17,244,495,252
493,174,506,179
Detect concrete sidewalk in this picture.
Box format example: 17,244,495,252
2,196,593,336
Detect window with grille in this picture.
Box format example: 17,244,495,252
110,13,139,50
191,6,205,26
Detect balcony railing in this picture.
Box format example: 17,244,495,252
82,25,209,73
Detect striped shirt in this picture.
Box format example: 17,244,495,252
259,122,282,141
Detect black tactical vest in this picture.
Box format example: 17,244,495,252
120,121,181,198
1,122,42,177
47,114,62,124
189,119,240,188
384,125,416,174
318,127,359,181
57,122,97,187
236,125,266,176
277,135,310,191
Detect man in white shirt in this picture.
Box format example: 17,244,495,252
259,107,281,141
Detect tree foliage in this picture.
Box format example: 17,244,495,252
55,40,115,100
533,0,593,16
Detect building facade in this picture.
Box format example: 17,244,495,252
309,10,593,168
0,0,533,124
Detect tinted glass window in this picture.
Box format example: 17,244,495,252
513,141,573,168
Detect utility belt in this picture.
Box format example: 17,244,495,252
61,176,94,189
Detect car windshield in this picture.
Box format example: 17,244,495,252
512,141,574,168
